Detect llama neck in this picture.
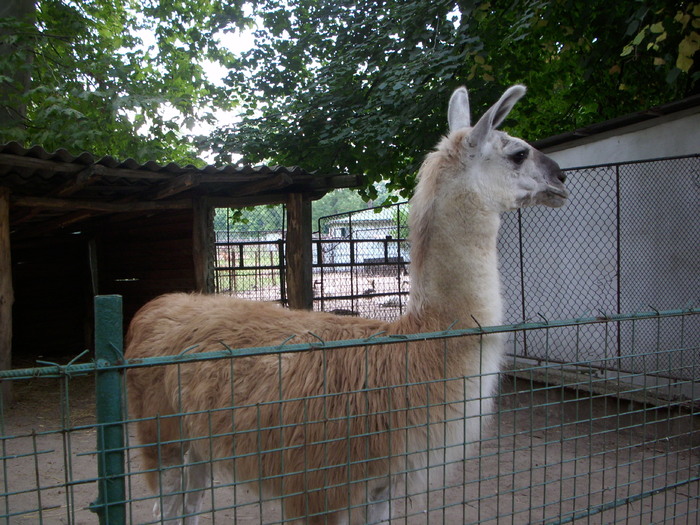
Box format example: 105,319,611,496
407,206,503,330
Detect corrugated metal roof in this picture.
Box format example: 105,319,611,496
0,140,310,177
0,141,361,239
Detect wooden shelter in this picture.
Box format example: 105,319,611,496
0,141,360,372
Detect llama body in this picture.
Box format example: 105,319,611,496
125,84,568,524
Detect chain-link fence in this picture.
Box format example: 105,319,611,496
502,155,699,378
213,155,699,378
213,206,287,302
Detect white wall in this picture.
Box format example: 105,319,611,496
543,107,700,169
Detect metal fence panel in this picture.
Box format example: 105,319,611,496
1,303,698,524
315,205,410,320
213,205,287,302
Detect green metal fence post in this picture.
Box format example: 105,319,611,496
90,295,126,524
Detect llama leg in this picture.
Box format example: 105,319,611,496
180,452,210,525
347,479,390,525
365,481,391,525
154,450,210,525
153,465,185,524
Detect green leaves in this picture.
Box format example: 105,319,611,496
621,2,699,81
211,0,482,197
212,0,697,198
1,0,695,189
0,0,249,163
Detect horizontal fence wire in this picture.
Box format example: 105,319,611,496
0,306,698,524
1,308,696,379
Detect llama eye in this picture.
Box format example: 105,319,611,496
510,150,529,165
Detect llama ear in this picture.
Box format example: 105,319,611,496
448,87,470,132
469,84,526,147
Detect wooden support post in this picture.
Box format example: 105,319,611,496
286,193,313,310
192,198,213,293
0,187,13,404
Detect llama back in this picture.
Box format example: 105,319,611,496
126,292,390,356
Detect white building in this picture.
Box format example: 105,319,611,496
319,206,410,267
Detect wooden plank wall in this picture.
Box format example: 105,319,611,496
11,236,91,361
98,209,197,325
1,188,13,399
10,209,199,360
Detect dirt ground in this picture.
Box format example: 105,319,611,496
1,369,698,524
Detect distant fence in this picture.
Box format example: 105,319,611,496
0,297,698,524
213,206,287,302
314,204,410,318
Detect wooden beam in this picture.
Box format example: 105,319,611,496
12,210,102,239
309,173,363,190
206,189,329,210
0,187,13,404
206,194,289,208
12,164,106,226
192,198,213,293
226,173,293,197
142,170,292,202
198,172,293,184
53,164,105,197
0,153,178,180
10,196,192,239
149,172,198,200
0,152,80,173
0,153,87,175
11,195,192,212
286,192,313,310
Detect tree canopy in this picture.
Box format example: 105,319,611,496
211,0,699,198
1,0,697,196
0,0,247,163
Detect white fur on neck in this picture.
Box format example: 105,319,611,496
408,204,503,329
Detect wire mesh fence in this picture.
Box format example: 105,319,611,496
501,154,699,376
213,205,287,302
212,156,699,375
1,298,698,524
314,205,411,320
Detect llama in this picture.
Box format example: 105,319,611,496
125,84,568,524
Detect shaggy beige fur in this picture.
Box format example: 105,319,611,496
125,84,568,524
127,297,470,522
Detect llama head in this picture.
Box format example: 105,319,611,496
438,84,569,212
